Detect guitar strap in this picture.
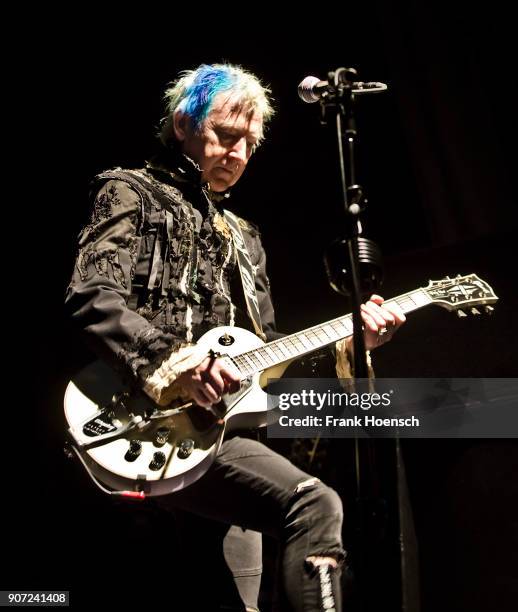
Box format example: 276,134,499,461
223,209,266,341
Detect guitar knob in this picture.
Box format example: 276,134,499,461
471,307,481,315
484,306,494,315
219,333,234,346
125,440,142,462
149,451,166,471
154,427,171,447
177,439,195,459
456,309,467,318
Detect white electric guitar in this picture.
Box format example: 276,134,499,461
64,274,497,497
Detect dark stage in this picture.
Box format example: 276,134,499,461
9,4,518,610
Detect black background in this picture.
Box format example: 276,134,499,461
8,2,518,610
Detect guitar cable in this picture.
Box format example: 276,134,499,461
66,443,146,500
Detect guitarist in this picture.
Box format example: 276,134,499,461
65,63,405,612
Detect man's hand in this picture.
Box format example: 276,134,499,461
360,294,406,351
178,294,404,409
175,356,241,409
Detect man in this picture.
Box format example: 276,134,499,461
65,63,405,611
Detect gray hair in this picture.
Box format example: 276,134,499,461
159,63,275,145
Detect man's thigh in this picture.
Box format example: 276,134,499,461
156,436,316,537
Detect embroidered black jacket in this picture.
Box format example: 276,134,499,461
65,147,278,394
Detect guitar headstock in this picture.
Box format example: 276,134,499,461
424,274,498,316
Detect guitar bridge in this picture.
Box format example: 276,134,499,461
73,392,146,450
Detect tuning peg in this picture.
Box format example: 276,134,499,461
471,307,481,315
484,306,494,315
457,309,467,318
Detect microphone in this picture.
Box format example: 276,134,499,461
298,76,388,103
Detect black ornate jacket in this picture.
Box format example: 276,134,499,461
65,148,280,404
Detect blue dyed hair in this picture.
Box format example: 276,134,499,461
180,65,237,127
161,63,274,143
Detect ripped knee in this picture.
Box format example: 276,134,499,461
295,476,320,493
292,477,344,521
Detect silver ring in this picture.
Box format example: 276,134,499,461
378,327,388,337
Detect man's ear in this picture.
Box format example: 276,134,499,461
173,110,189,142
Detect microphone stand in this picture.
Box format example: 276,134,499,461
320,67,383,378
316,67,388,611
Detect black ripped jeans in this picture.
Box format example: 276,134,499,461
155,436,345,611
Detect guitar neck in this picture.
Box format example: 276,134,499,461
230,288,432,377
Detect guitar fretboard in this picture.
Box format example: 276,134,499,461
230,289,432,377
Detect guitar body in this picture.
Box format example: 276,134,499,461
64,326,286,496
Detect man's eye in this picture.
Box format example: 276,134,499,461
217,129,257,152
218,131,234,143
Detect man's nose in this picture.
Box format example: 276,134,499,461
228,137,248,164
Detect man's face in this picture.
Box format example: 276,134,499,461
174,93,263,192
